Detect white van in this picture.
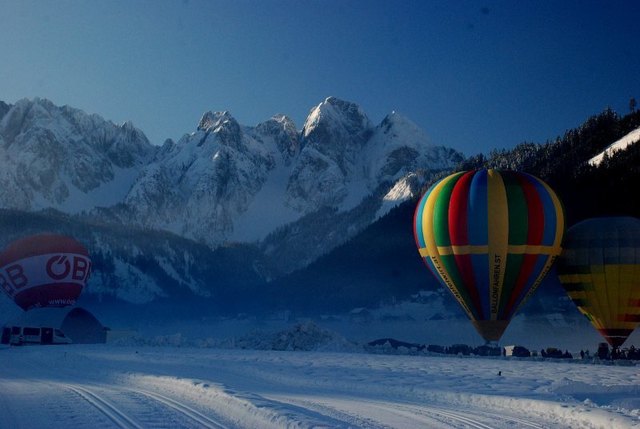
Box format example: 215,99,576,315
1,326,72,345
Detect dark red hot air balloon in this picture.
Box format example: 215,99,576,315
0,234,91,311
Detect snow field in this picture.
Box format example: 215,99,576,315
1,344,638,428
588,127,640,166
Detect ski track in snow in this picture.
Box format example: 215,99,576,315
63,384,144,429
128,388,229,429
0,345,638,428
0,379,233,429
64,382,234,429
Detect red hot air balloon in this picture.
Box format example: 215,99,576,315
0,234,91,311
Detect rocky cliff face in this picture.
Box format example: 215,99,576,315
0,98,156,213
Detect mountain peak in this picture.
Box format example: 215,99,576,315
197,111,238,133
121,120,136,130
378,111,428,141
381,110,412,127
254,114,300,160
270,113,296,127
0,100,10,121
302,97,370,140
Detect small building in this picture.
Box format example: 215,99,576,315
504,345,531,357
1,307,108,345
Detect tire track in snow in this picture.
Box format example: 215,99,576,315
266,396,462,428
270,395,550,429
379,402,548,429
134,376,361,428
454,408,546,429
64,384,143,429
417,407,497,429
387,402,549,429
129,388,229,429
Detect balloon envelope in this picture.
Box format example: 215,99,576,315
414,169,564,342
0,234,91,311
557,217,640,348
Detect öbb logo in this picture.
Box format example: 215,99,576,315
46,255,91,282
0,234,92,311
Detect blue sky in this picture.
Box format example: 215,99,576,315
1,0,638,156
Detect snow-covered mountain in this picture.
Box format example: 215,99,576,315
120,97,462,252
0,98,156,212
0,96,462,276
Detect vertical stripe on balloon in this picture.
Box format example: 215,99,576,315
486,170,508,321
468,170,490,317
436,174,479,319
513,174,564,315
499,171,528,318
504,173,545,318
413,183,433,251
419,172,475,319
449,171,484,318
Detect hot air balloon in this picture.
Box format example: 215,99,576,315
414,169,564,342
557,217,640,348
0,234,91,311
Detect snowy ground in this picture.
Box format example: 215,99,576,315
1,343,639,429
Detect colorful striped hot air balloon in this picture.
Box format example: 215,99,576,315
557,217,640,348
413,169,565,342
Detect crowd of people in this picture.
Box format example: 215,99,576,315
370,338,639,362
589,343,640,361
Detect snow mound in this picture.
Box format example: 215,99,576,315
109,332,192,347
234,321,361,352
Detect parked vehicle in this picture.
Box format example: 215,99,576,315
0,326,72,345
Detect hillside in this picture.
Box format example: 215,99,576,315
270,108,640,315
460,108,640,224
